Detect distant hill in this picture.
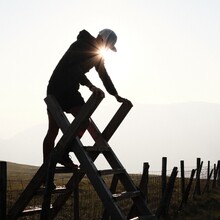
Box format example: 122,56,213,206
1,102,220,172
6,162,39,177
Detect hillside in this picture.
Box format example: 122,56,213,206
7,162,39,180
1,102,220,172
6,162,220,219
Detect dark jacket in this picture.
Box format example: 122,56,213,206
47,30,118,97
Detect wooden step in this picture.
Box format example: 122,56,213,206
55,166,78,173
130,215,157,220
98,168,125,176
21,205,53,217
84,145,110,152
35,186,69,195
112,191,141,201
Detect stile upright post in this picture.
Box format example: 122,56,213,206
207,161,210,192
180,160,185,200
217,160,220,187
162,157,167,196
0,161,7,220
212,163,217,188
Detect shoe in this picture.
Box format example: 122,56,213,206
59,154,78,169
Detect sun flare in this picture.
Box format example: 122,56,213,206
98,47,109,59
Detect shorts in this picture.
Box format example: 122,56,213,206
47,84,85,112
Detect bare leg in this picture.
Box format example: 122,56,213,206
43,111,59,163
43,106,88,168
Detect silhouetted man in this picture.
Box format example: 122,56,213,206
43,29,130,168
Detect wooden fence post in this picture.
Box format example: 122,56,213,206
180,160,185,200
212,163,217,189
127,162,150,219
162,157,167,196
207,161,210,191
202,168,213,194
156,166,178,219
217,160,220,187
194,158,202,196
0,161,7,220
202,161,211,194
179,169,196,210
139,162,149,200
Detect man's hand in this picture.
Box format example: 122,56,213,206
115,94,132,105
90,85,105,98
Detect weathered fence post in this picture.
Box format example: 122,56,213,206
0,161,7,220
202,161,212,194
207,161,210,191
179,169,196,210
162,157,167,196
217,160,220,187
194,158,202,196
139,162,149,200
212,163,217,189
127,162,150,219
156,166,178,219
202,168,213,194
180,160,185,200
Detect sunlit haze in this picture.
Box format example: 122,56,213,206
1,1,220,172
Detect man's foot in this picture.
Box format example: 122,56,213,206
59,154,78,169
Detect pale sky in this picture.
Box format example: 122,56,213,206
1,1,220,172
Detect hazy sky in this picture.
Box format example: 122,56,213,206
1,1,220,171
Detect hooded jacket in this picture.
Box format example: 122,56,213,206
47,30,118,97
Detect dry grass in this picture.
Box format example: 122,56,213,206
177,187,220,220
6,162,220,219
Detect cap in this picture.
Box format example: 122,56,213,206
98,29,117,52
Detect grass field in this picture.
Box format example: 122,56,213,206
5,162,220,219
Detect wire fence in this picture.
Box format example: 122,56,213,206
3,158,220,219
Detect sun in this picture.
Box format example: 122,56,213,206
98,47,109,59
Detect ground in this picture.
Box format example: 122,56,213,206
177,187,220,220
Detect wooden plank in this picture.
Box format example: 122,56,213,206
35,186,70,196
72,138,125,219
98,168,125,176
44,95,70,132
102,100,133,142
22,207,42,216
88,119,153,216
45,93,103,134
130,216,157,220
41,94,103,219
55,166,77,173
112,191,141,201
83,145,110,152
21,205,53,217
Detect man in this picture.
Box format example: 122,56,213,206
43,29,129,168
